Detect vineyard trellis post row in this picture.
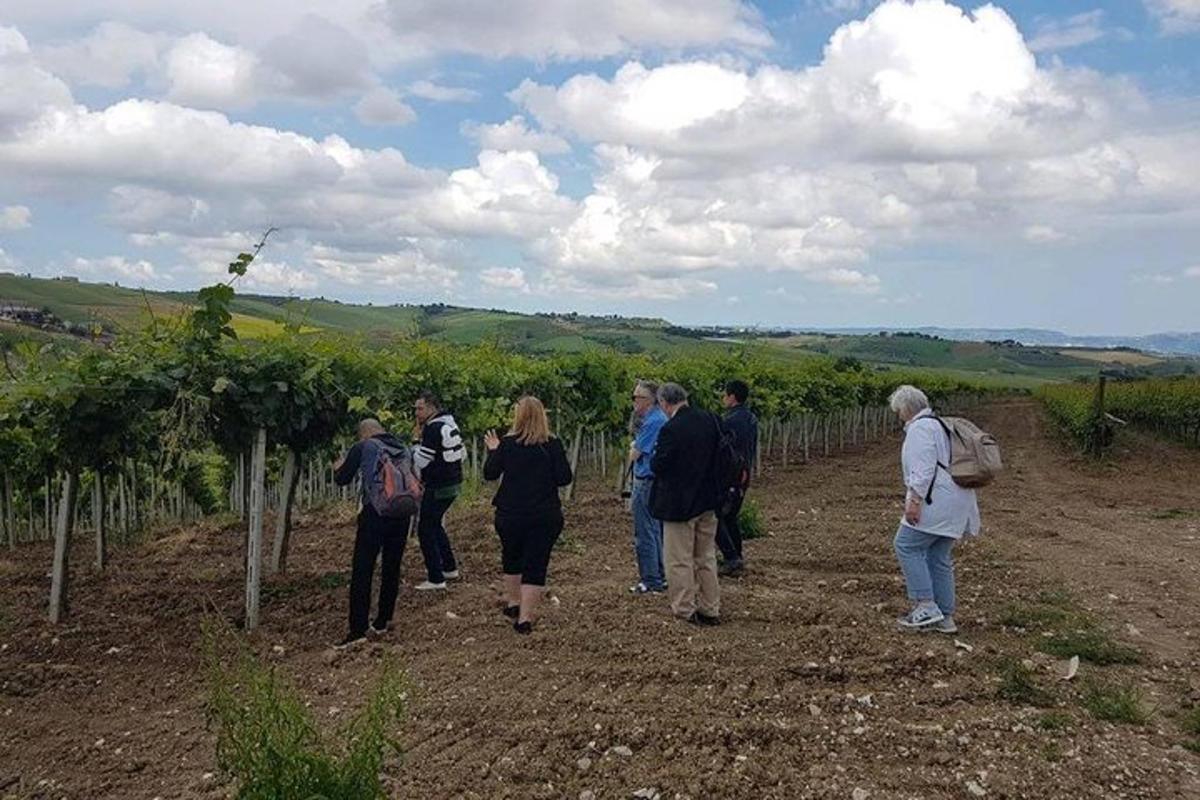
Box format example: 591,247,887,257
48,471,80,624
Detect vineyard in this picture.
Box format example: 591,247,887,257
1037,376,1200,453
0,260,995,632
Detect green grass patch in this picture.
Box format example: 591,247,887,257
1036,711,1073,732
1040,741,1063,763
202,618,407,799
1000,602,1070,629
739,497,766,540
1184,740,1200,754
1150,508,1199,520
1038,626,1141,666
1080,679,1151,725
996,659,1055,707
1180,707,1200,736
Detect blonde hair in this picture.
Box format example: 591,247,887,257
510,395,552,445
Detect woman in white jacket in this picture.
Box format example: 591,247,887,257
889,385,980,633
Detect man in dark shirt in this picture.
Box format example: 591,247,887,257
649,383,722,626
717,380,758,577
332,418,411,648
412,390,463,590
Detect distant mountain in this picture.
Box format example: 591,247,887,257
803,327,1200,357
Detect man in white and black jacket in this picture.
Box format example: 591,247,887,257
412,390,463,590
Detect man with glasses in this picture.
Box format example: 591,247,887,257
628,380,667,594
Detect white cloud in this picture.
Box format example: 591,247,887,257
310,246,459,292
165,33,261,110
354,87,417,126
807,268,882,293
381,0,771,60
480,267,529,292
1146,0,1200,35
0,205,32,231
36,22,165,89
1028,11,1110,53
0,26,75,135
1023,224,1065,243
461,116,571,154
69,255,158,283
507,0,1197,297
408,80,479,103
0,248,18,270
1185,265,1200,278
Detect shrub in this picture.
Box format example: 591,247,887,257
996,659,1055,707
739,497,766,540
202,618,407,799
1038,626,1141,666
1080,679,1151,725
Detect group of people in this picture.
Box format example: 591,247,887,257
331,380,981,647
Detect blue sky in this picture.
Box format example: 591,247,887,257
1,0,1198,335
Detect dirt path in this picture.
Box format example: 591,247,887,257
2,400,1199,799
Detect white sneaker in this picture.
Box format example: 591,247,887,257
443,570,461,580
926,616,958,634
415,581,447,591
897,604,945,629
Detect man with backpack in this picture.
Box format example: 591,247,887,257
716,380,757,578
649,383,723,626
332,418,416,648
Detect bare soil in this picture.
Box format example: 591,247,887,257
2,400,1200,799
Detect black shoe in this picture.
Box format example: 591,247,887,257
718,560,744,577
513,620,533,635
502,605,520,619
367,621,391,638
334,633,367,650
688,611,721,627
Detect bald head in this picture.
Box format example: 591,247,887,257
357,418,385,440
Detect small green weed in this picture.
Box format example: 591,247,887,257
1180,707,1200,736
202,618,407,799
317,571,350,590
1150,508,1198,520
1080,679,1151,725
1000,602,1069,629
1036,711,1073,732
996,659,1055,707
1040,741,1063,763
1183,740,1200,754
739,497,766,540
1038,626,1141,666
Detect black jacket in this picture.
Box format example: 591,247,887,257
483,435,573,518
723,404,759,473
649,405,721,522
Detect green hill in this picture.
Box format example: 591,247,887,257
1,273,1194,384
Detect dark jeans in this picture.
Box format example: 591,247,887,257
417,490,458,583
496,511,563,586
349,508,409,637
716,491,745,564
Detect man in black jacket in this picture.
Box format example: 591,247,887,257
649,383,721,626
332,419,411,648
412,390,463,590
717,380,758,577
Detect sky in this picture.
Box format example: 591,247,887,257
1,0,1198,336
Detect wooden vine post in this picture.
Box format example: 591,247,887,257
93,473,107,570
270,447,301,574
245,427,267,631
48,472,80,624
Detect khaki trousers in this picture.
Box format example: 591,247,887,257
663,510,720,619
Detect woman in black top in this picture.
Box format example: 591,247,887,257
483,395,573,634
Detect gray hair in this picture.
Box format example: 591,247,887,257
657,382,688,406
357,418,385,438
888,385,929,418
635,379,659,398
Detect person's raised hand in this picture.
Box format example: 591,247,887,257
484,429,500,451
